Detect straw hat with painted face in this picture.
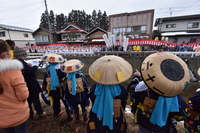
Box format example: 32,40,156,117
41,54,64,63
60,59,84,73
89,55,133,85
141,52,190,97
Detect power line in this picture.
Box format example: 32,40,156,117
155,7,200,14
172,0,200,15
8,19,40,25
156,4,200,10
0,1,42,12
1,5,44,20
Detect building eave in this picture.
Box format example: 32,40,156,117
161,31,200,36
0,24,34,32
154,14,200,26
86,27,107,36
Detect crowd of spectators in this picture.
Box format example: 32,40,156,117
23,43,200,55
25,45,103,53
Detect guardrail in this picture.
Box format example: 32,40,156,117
27,51,200,59
27,52,95,59
166,52,200,58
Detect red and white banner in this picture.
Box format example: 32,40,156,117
22,39,200,48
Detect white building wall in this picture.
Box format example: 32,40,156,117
0,29,35,47
8,30,34,40
161,19,200,32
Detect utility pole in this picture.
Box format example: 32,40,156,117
44,0,53,43
169,7,172,16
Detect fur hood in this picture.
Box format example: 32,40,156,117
0,59,23,73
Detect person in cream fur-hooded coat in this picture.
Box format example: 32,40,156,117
0,59,30,128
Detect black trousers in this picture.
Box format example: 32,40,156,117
52,95,72,117
28,95,43,116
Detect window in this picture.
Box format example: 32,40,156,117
173,37,178,43
35,35,49,42
141,26,147,33
187,22,199,28
113,28,119,33
132,26,146,34
190,38,197,43
126,27,132,32
42,36,48,42
119,27,124,33
112,25,146,34
132,26,141,33
0,31,5,37
24,34,28,37
166,24,176,28
63,35,68,39
76,35,81,38
122,27,126,32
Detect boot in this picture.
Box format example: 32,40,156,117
39,111,46,117
83,112,88,124
75,113,80,123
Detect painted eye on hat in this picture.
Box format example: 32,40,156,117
142,61,153,71
141,52,190,97
160,59,184,81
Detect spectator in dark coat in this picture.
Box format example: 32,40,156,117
16,49,46,118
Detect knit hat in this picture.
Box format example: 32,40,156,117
89,55,133,85
41,54,64,63
60,59,84,73
141,52,190,97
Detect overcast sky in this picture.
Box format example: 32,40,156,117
0,0,200,30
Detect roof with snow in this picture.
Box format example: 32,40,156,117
0,24,34,32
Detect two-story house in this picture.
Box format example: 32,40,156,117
85,27,107,46
32,27,52,45
0,24,35,47
154,14,200,43
109,9,154,40
58,23,88,44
